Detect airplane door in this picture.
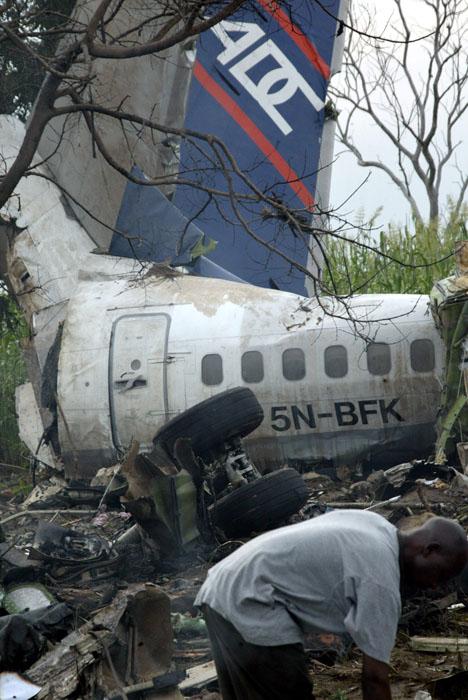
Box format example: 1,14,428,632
109,313,170,451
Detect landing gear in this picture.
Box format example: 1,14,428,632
153,388,308,538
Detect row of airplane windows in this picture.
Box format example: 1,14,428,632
201,339,436,386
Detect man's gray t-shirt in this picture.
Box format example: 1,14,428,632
195,510,401,663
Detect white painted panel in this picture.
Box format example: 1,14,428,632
110,314,169,450
15,382,58,469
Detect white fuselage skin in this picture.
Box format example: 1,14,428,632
56,271,444,479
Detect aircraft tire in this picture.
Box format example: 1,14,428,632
153,387,264,462
210,468,308,538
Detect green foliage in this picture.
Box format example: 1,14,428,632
322,205,467,297
0,1,76,119
0,476,32,497
0,289,28,466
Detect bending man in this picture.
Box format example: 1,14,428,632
195,509,468,700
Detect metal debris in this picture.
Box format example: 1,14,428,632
0,671,41,700
26,583,182,699
410,637,468,653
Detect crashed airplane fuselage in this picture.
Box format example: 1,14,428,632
56,273,443,478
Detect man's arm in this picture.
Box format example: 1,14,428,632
362,654,392,700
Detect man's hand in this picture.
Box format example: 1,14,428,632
362,654,392,700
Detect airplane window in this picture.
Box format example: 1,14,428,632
201,353,223,385
242,351,264,383
367,342,391,375
324,345,348,378
411,339,435,372
282,348,306,381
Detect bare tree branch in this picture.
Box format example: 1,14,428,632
85,0,246,58
330,0,468,223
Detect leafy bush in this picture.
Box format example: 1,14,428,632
322,205,467,296
0,290,28,466
0,1,76,120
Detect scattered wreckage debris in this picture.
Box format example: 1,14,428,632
410,636,468,653
0,671,42,700
2,405,468,698
2,384,314,698
0,603,72,673
29,521,121,584
178,661,217,695
26,582,182,699
428,669,468,699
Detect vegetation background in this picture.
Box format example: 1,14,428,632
322,204,466,296
0,289,28,467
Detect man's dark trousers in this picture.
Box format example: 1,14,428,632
202,605,316,700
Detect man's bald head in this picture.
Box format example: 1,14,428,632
399,517,468,591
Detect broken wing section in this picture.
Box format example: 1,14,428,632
0,114,96,471
0,116,94,335
0,115,145,473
